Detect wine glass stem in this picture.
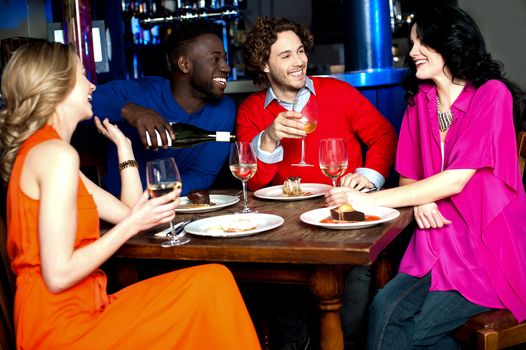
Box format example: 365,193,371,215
332,177,338,187
300,136,306,163
241,180,249,210
169,220,176,242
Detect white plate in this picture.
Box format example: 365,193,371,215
254,183,332,201
184,213,284,238
300,205,400,230
175,194,239,213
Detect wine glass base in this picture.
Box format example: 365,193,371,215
291,162,314,167
161,236,191,247
236,208,257,214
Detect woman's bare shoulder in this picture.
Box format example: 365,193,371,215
26,139,79,171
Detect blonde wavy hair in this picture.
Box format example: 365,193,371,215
0,42,77,182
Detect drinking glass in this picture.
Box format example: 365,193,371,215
292,98,318,167
146,158,190,247
319,138,348,187
229,142,257,213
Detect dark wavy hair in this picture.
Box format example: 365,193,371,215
244,17,314,88
403,5,525,130
164,20,222,72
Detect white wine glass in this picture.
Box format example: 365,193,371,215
229,142,257,213
319,138,348,187
292,97,318,167
145,158,190,247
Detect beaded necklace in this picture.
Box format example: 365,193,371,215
437,97,453,132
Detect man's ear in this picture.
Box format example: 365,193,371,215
262,62,270,74
177,56,192,73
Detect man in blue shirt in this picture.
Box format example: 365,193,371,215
91,21,234,196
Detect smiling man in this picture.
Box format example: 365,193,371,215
237,17,397,193
236,16,398,349
91,20,234,196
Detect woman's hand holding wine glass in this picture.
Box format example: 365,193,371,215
229,142,257,213
127,190,180,233
146,158,190,247
319,138,348,187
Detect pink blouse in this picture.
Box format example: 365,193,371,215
396,80,526,322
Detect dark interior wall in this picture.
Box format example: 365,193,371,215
459,0,526,91
0,0,48,40
0,0,48,72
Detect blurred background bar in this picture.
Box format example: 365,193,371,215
343,0,393,72
63,0,97,82
1,0,525,86
1,0,526,126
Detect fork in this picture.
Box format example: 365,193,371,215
155,220,191,238
167,219,193,237
171,218,195,238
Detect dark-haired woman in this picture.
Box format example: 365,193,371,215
326,5,526,349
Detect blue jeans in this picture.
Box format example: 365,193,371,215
341,266,372,349
367,273,490,350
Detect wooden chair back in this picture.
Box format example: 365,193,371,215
0,214,16,350
453,310,526,350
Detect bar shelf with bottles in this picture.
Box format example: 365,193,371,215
122,0,243,79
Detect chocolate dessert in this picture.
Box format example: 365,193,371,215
187,190,210,205
330,203,365,221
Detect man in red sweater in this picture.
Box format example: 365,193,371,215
237,17,397,192
237,17,398,349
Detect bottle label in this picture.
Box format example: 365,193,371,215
145,130,173,147
216,131,231,142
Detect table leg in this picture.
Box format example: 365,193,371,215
309,266,345,350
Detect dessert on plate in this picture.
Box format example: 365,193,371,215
282,177,302,197
206,217,257,234
179,190,215,209
188,189,210,204
319,203,381,223
320,203,381,224
330,203,365,221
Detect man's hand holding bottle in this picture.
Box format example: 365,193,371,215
122,102,174,149
121,102,235,149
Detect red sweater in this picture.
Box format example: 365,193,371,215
236,77,397,191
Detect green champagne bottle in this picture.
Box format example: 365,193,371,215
145,122,236,148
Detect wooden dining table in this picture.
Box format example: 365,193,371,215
112,188,413,350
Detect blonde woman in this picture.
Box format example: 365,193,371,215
0,42,260,350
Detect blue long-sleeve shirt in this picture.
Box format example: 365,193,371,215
91,76,236,196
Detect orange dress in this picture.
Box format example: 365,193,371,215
7,125,261,350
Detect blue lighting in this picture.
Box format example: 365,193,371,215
343,0,393,71
331,68,405,88
0,1,28,30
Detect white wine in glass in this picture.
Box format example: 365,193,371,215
292,97,318,167
319,138,348,187
229,142,257,213
146,158,190,247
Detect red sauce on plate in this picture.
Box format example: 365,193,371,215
320,215,381,224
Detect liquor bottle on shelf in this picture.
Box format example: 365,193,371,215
131,16,141,45
145,122,236,148
162,0,176,12
132,52,140,79
151,25,160,44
